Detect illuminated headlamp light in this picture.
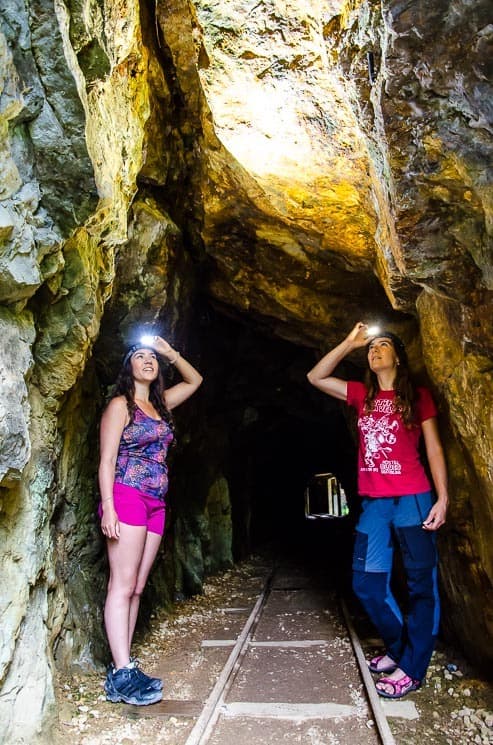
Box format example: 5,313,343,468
140,334,155,346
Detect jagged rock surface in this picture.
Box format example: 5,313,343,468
0,0,491,741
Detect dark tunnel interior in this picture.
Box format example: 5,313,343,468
189,305,363,576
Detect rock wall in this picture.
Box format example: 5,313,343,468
0,0,492,741
0,1,155,740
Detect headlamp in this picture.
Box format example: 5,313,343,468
140,334,155,346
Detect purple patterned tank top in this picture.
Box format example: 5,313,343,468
114,406,174,500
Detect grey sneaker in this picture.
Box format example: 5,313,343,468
104,666,162,705
130,658,163,691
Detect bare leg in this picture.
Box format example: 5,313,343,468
104,523,147,669
128,530,162,650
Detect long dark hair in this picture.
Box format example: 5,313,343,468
363,340,417,426
112,354,174,428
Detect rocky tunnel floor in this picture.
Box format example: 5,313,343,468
53,556,493,745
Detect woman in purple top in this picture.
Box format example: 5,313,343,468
308,322,448,699
99,335,202,705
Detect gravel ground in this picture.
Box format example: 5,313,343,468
52,558,493,745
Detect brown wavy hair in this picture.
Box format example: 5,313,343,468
363,339,417,427
112,353,174,430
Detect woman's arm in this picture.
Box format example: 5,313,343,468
421,417,449,531
151,336,203,410
307,322,368,400
98,396,128,539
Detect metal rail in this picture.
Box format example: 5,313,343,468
340,598,397,745
184,572,273,745
185,568,395,745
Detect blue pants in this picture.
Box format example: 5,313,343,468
352,492,440,681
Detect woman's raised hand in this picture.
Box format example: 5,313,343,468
151,336,179,363
346,322,371,348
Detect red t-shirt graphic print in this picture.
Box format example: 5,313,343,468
347,381,437,497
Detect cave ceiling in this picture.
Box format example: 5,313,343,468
151,0,420,352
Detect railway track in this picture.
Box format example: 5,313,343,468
65,547,491,745
161,561,399,745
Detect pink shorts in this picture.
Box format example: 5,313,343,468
98,482,166,536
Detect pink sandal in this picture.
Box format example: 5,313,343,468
368,654,397,674
376,673,421,699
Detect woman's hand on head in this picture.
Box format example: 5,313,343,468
151,336,178,362
101,504,120,540
347,322,371,348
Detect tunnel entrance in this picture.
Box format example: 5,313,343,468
190,305,361,564
92,298,363,603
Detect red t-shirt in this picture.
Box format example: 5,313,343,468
346,381,437,497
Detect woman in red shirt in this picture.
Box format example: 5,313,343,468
307,322,448,698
